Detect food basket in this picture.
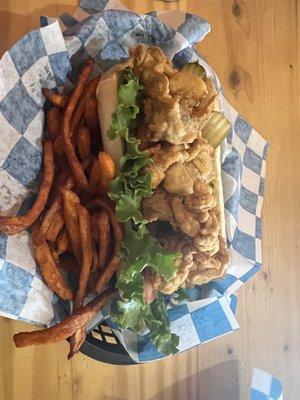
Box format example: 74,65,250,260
81,321,135,364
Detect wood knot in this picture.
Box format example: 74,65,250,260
227,347,234,354
283,344,289,352
231,0,242,18
263,271,268,280
229,69,241,89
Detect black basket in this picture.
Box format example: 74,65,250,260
80,320,136,365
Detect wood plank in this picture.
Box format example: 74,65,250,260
0,1,299,399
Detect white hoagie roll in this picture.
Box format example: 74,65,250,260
96,60,133,166
213,100,227,241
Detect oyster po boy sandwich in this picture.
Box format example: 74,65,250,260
97,45,230,354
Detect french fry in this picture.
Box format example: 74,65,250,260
50,243,60,264
42,88,68,108
77,127,91,161
31,222,73,301
0,141,54,235
39,172,74,237
69,205,93,358
98,210,111,269
71,75,100,132
84,96,99,134
54,78,93,157
44,209,64,242
56,228,71,255
74,205,92,310
62,189,81,264
62,60,94,188
91,240,99,271
98,151,116,191
68,329,86,359
86,199,122,294
91,212,111,269
53,136,64,157
13,287,116,348
46,107,61,142
90,213,100,243
87,270,99,293
89,158,101,195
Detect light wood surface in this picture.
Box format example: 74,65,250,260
0,1,299,399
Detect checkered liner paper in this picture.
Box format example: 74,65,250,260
0,0,269,362
251,369,283,400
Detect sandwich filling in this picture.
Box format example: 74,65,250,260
130,46,229,293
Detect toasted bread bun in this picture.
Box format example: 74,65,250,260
96,60,132,166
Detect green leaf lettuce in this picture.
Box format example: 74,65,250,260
108,69,180,355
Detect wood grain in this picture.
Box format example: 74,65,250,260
0,1,299,399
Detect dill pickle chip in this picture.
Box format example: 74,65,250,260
202,112,231,148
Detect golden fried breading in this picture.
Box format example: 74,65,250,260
130,45,217,145
148,144,183,189
130,45,229,289
142,188,175,223
163,140,216,195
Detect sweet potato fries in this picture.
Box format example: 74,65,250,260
0,60,122,358
0,140,54,235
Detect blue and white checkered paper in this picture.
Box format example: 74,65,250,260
0,0,268,362
251,369,283,400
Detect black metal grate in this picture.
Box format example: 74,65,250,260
81,321,136,365
90,321,120,345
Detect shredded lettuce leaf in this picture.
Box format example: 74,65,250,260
108,69,180,355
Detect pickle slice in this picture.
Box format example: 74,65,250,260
181,63,207,80
202,111,231,148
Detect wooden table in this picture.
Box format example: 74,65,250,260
0,1,299,399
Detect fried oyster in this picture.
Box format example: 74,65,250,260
129,45,229,294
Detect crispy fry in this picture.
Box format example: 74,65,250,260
71,75,100,132
0,141,54,235
31,222,73,301
68,329,86,359
54,75,96,158
91,240,99,271
46,107,61,142
13,287,117,348
87,270,99,293
62,189,81,263
56,228,71,255
50,243,60,264
42,88,68,108
89,158,101,195
44,209,64,242
77,127,91,161
90,213,100,243
90,212,111,269
98,210,111,269
98,151,116,191
39,173,74,237
75,205,92,310
53,136,63,155
62,60,94,188
84,96,99,134
86,199,122,293
69,205,93,358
